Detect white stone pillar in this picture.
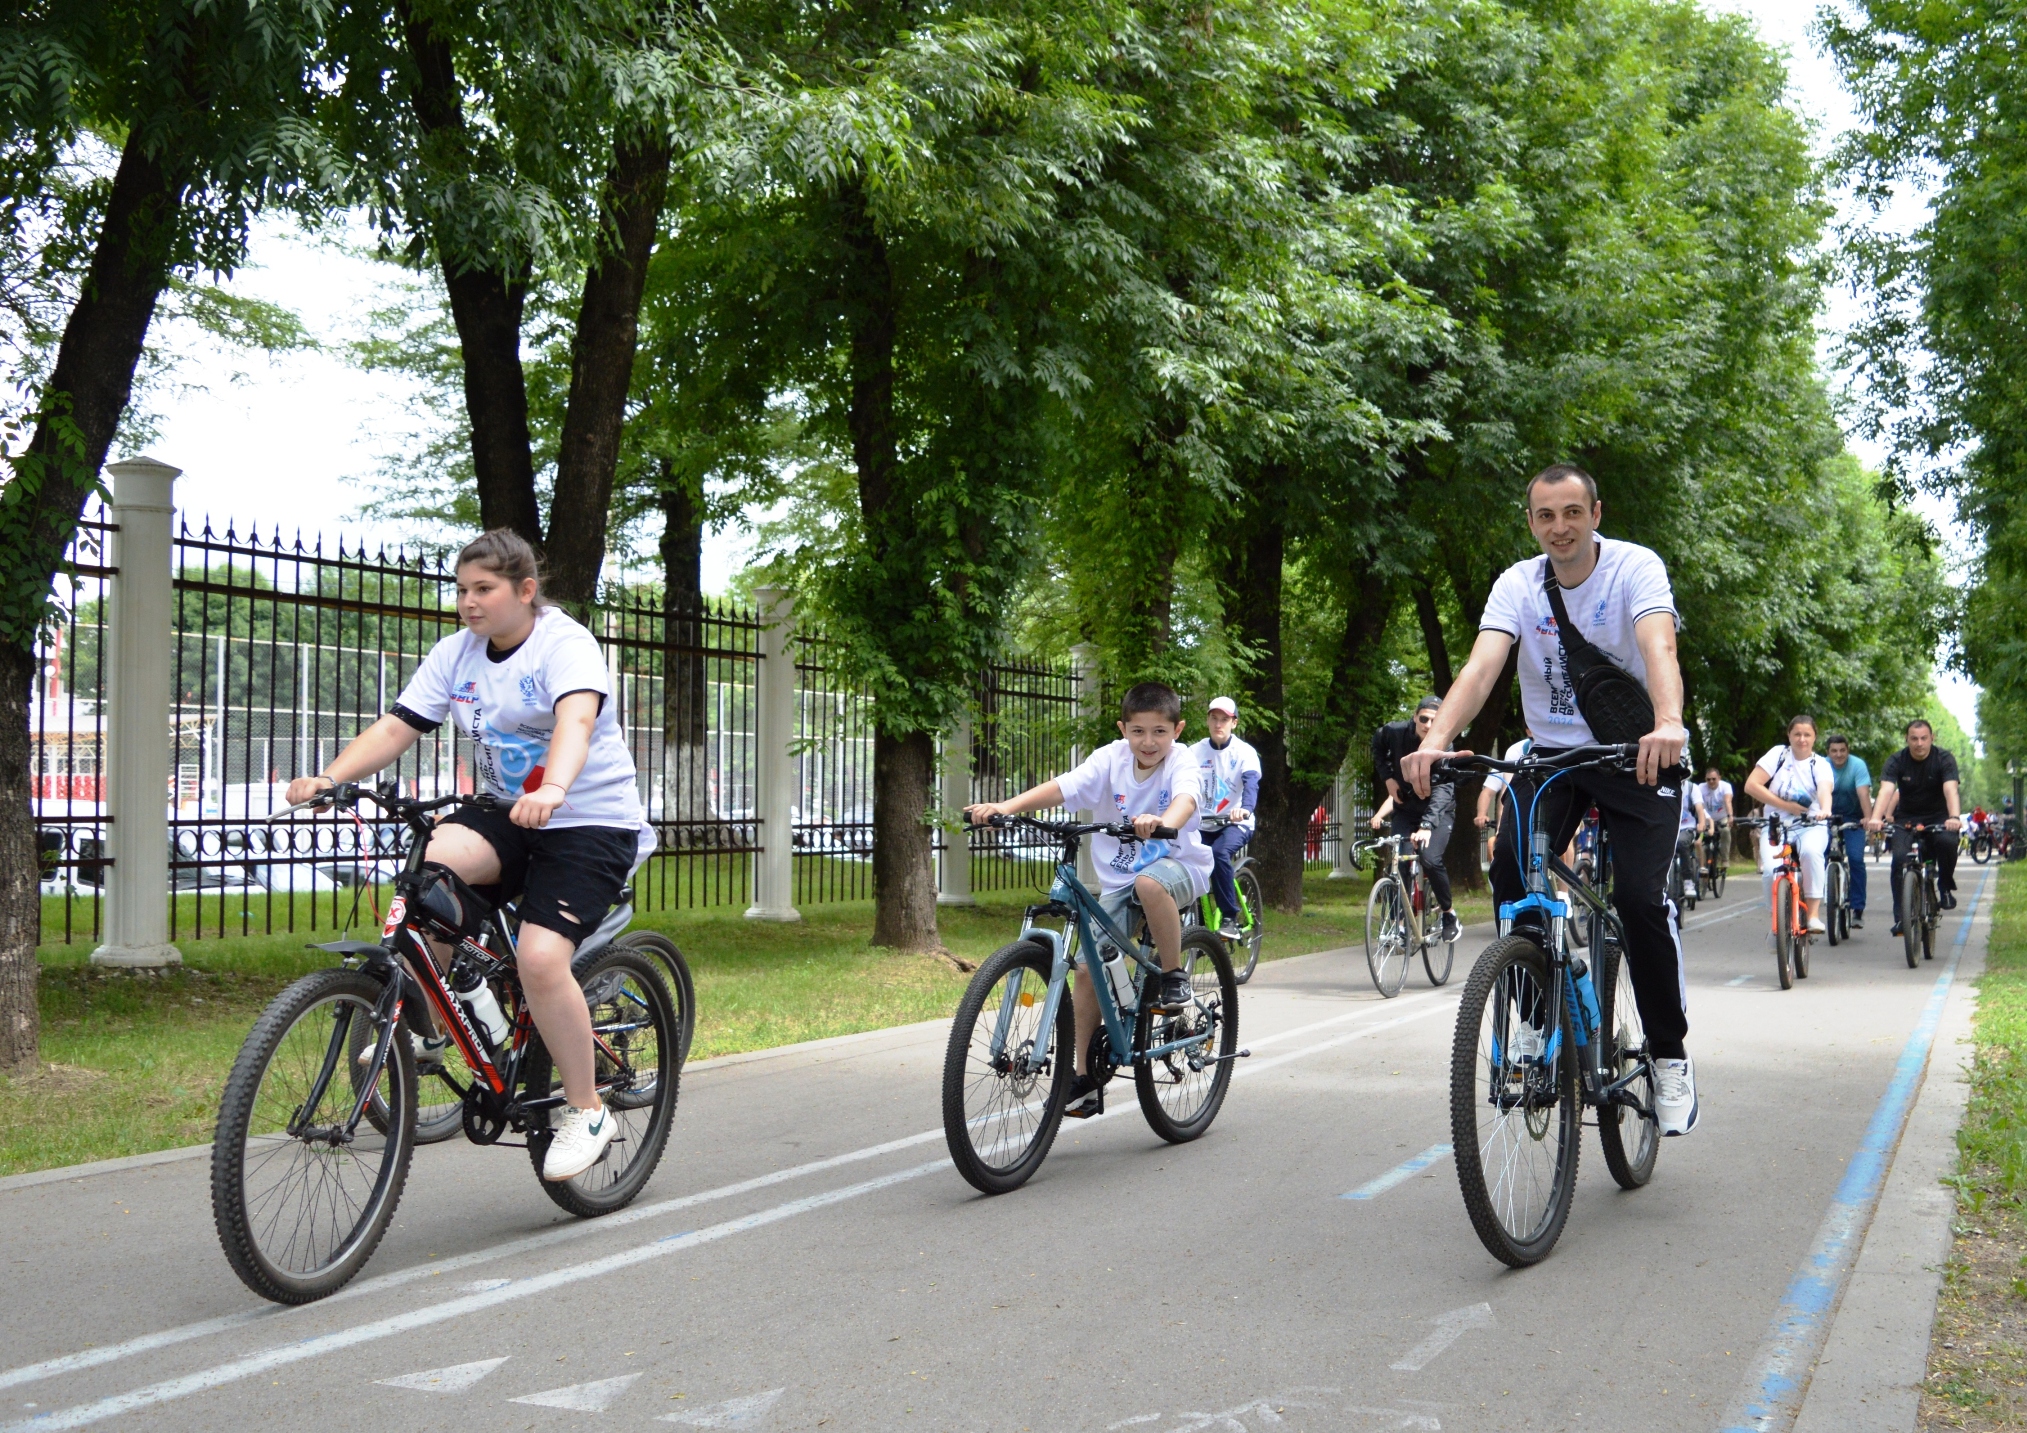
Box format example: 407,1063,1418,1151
93,457,182,967
936,715,974,906
1070,644,1099,892
1330,768,1357,879
744,587,800,923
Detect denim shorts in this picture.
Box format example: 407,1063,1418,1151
1096,855,1204,939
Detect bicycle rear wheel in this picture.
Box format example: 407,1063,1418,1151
1365,878,1410,998
1135,929,1238,1142
942,940,1072,1194
1595,922,1658,1189
524,946,680,1217
1900,867,1922,968
1774,881,1796,989
212,968,416,1303
1231,864,1265,984
1450,936,1580,1267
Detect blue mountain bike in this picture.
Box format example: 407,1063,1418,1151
940,814,1244,1194
1435,744,1667,1266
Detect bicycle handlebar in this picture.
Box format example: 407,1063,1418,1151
1433,743,1686,782
967,812,1180,842
282,781,511,826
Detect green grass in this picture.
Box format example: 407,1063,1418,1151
1,865,1493,1177
1960,863,2027,1195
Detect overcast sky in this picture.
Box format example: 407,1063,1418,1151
129,0,1981,734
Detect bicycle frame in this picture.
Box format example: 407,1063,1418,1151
1356,834,1433,943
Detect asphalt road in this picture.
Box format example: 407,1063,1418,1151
0,854,1982,1433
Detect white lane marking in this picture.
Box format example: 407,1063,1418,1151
1237,997,1459,1080
457,1278,511,1294
660,1387,785,1427
1685,905,1752,933
1726,975,1752,987
510,1373,640,1411
1390,1303,1495,1372
0,985,1461,1397
373,1357,508,1393
1340,1144,1453,1201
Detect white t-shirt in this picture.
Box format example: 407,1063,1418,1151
1056,740,1212,896
1479,538,1678,746
396,607,646,835
1754,746,1832,825
1692,779,1733,823
1189,734,1263,831
1483,738,1534,798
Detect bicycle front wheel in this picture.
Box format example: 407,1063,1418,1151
1450,936,1580,1267
1900,867,1922,968
1424,920,1456,986
1825,864,1845,948
1595,922,1657,1189
1774,881,1796,989
1973,832,1993,864
1365,878,1411,998
524,946,680,1218
1710,855,1727,899
1135,929,1238,1142
1232,864,1265,985
212,968,416,1303
942,940,1072,1194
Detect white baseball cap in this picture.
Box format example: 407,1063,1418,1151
1208,696,1238,716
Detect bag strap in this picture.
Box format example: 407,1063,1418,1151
1540,557,1581,657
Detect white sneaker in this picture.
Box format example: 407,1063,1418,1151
1509,1023,1547,1064
544,1103,617,1181
1656,1057,1699,1136
357,1029,449,1073
1807,915,1827,934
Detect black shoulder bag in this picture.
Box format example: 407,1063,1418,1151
1542,558,1656,744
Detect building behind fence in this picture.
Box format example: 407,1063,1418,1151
34,466,1360,950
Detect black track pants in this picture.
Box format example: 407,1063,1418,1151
1392,808,1455,911
1488,757,1689,1061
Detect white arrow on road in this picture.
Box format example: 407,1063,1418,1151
373,1357,508,1394
1390,1302,1494,1372
509,1372,641,1412
660,1388,787,1427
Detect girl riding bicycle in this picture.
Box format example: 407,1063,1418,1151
1744,713,1835,935
283,530,653,1183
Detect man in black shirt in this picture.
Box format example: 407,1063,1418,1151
1866,719,1964,933
1371,696,1461,943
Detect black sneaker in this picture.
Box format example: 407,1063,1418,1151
1063,1073,1104,1119
1850,911,1864,928
1151,969,1194,1012
1439,910,1461,944
1941,889,1958,911
1890,921,1904,937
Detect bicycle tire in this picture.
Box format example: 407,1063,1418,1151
1450,935,1580,1267
1365,878,1410,998
614,929,697,1066
1825,863,1844,948
1231,863,1265,985
1923,907,1937,962
1711,858,1727,899
1794,918,1811,979
1594,921,1658,1190
1973,832,1993,865
523,947,680,1217
212,968,416,1304
1424,922,1456,987
1900,867,1922,969
941,940,1072,1194
1774,880,1795,990
1835,888,1849,943
1135,929,1238,1143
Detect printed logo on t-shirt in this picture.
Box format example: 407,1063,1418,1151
453,680,478,703
518,674,537,703
1109,788,1171,873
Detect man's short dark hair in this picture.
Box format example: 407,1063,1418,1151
1525,463,1599,508
1121,682,1182,725
1826,733,1850,748
1906,718,1933,737
1705,766,1721,778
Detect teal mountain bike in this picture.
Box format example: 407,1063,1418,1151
941,814,1245,1194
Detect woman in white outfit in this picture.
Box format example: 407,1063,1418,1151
1745,714,1836,933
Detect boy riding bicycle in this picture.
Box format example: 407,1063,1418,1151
1190,696,1262,940
966,681,1210,1117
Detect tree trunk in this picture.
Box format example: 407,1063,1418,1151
399,3,545,550
1414,581,1452,696
1226,512,1302,910
659,468,717,837
544,131,675,605
0,129,191,1071
842,189,939,951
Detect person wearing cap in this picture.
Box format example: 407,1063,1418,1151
1191,697,1263,941
1371,696,1461,943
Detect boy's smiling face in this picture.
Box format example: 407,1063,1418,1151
1119,711,1183,769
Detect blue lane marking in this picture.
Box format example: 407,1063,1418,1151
1340,1144,1454,1201
1720,864,1992,1433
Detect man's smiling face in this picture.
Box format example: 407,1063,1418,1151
1526,476,1601,569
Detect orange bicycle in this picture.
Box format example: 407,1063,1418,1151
1741,815,1823,989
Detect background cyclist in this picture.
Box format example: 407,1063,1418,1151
1372,696,1462,945
1401,463,1699,1136
283,530,653,1183
1825,732,1873,928
1693,766,1733,873
1867,718,1965,935
1745,714,1834,934
1191,696,1261,941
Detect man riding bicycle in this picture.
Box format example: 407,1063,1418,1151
1373,696,1462,945
1825,733,1873,927
1190,696,1261,941
1867,718,1964,934
1401,464,1698,1135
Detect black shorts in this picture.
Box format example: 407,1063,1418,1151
435,806,639,946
